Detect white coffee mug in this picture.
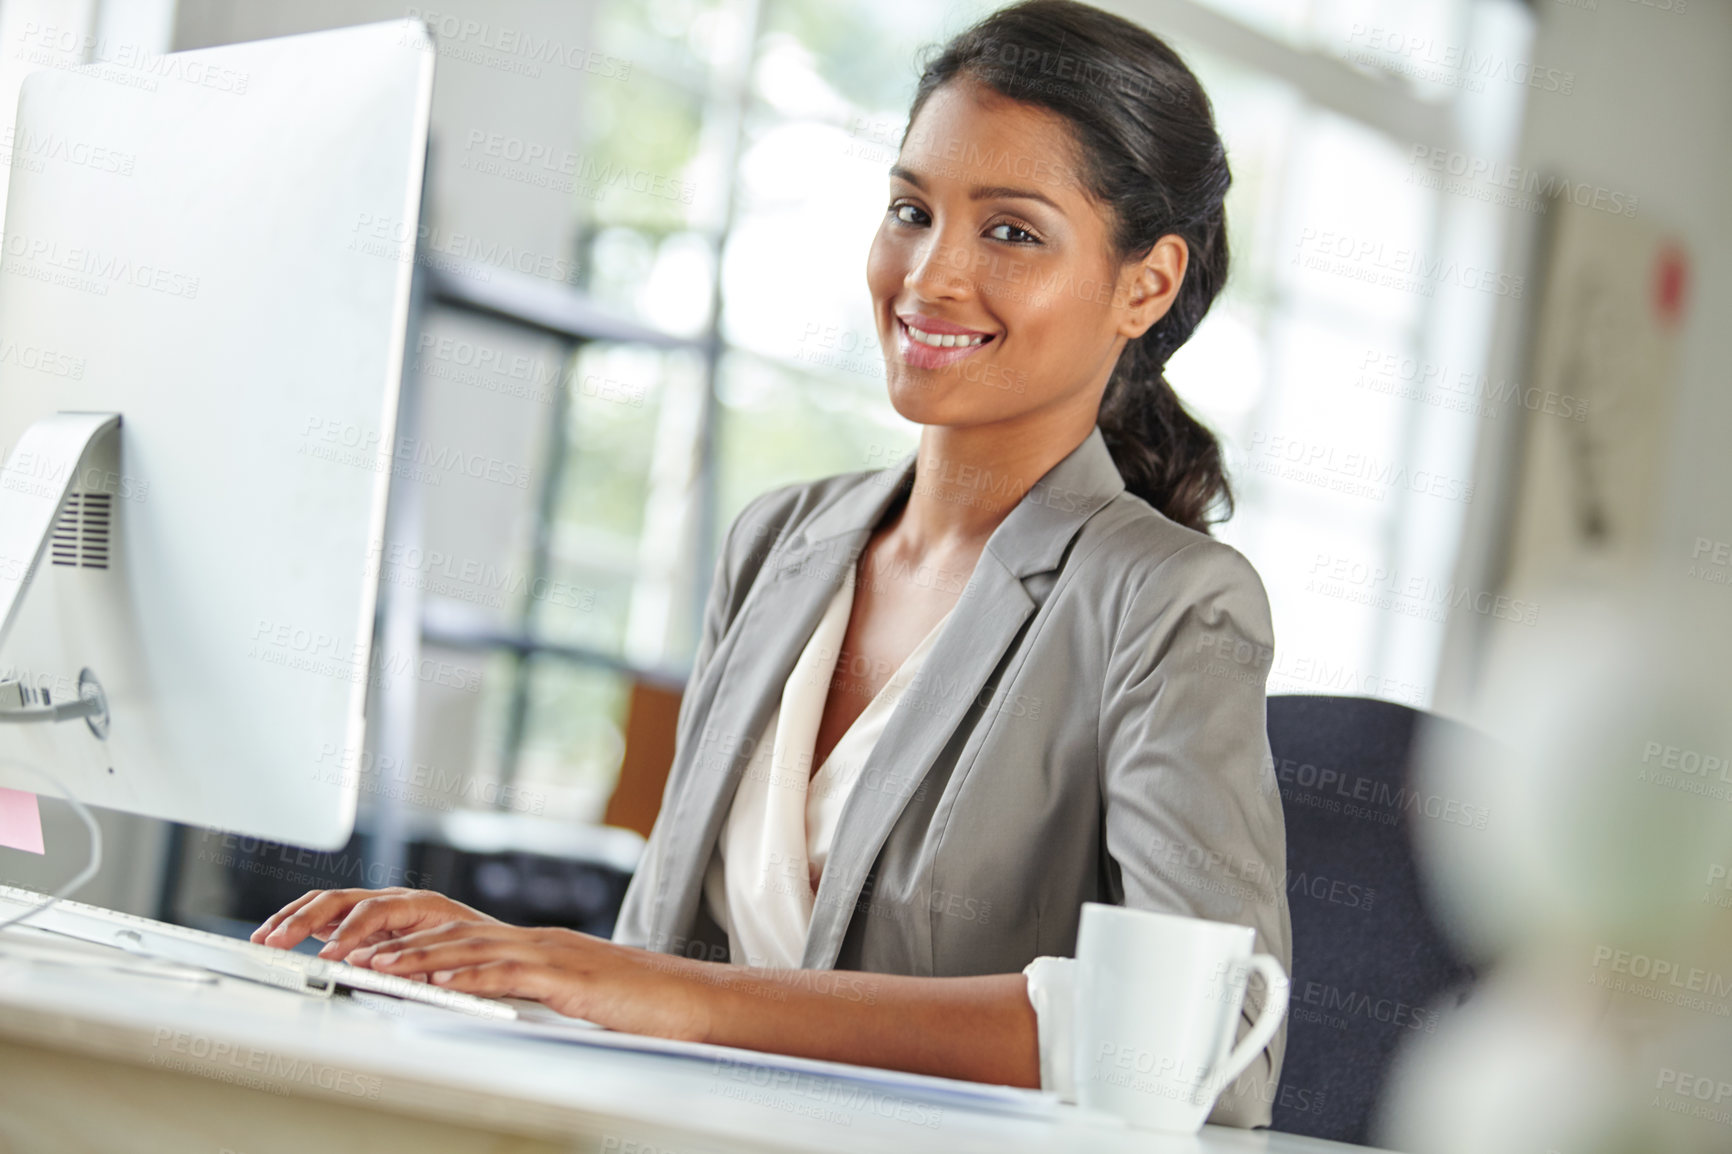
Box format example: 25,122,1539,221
1073,903,1289,1133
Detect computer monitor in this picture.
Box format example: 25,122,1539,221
0,20,435,849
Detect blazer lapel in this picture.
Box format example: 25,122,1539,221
801,552,1033,969
647,458,919,949
801,428,1128,969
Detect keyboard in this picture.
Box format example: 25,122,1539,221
0,884,517,1020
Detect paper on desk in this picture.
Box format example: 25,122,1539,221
0,788,44,854
400,999,1060,1117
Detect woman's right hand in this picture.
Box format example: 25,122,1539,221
248,886,501,963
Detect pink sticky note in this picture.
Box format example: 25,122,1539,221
0,787,45,854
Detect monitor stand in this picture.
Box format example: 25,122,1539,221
0,410,117,733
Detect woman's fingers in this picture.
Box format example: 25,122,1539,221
248,889,329,945
319,891,452,960
342,929,402,954
255,889,382,949
353,921,517,970
253,887,501,960
346,918,475,965
357,926,639,1027
429,958,564,1004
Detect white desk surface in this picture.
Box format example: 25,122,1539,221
0,927,1393,1154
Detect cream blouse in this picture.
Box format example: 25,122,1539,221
698,562,1080,1101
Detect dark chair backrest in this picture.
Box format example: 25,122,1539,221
1266,694,1479,1145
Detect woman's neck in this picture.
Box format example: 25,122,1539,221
891,419,1094,553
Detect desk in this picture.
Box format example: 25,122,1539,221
0,931,1393,1154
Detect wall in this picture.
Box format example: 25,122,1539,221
1437,0,1732,707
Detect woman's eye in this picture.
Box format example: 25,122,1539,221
890,203,928,226
987,221,1039,244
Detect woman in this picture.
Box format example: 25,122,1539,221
253,0,1290,1128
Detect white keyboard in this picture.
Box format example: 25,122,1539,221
0,885,517,1020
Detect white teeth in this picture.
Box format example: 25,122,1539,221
905,323,988,349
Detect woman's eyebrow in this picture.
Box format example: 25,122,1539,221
889,164,1062,212
971,184,1061,211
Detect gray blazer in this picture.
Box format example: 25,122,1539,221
614,427,1291,1127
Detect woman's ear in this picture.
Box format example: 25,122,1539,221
1114,234,1189,340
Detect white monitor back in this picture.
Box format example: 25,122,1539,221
0,20,434,848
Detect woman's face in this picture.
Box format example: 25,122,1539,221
866,79,1181,433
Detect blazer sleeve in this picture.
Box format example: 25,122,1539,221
1096,537,1291,1129
611,484,804,950
610,502,746,950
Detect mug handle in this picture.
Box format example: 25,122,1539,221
1210,954,1291,1091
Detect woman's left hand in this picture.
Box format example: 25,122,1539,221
347,923,712,1041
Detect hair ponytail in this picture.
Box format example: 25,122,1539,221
907,0,1235,532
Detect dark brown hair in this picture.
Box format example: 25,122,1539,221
906,0,1234,531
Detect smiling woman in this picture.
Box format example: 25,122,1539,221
253,0,1291,1130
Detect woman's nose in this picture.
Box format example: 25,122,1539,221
906,229,976,301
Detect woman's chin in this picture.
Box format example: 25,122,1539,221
885,370,1010,426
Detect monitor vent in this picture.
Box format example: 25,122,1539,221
51,492,111,569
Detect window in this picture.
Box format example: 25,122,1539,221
415,0,1534,830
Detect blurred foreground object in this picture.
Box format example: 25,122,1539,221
1378,573,1732,1153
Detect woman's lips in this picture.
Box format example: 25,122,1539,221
895,316,997,371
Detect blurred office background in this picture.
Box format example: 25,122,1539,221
0,0,1726,980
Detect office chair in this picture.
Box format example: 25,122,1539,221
1265,694,1482,1145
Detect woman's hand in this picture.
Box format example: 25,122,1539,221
248,887,500,962
252,892,1037,1086
260,894,1036,1084
347,922,712,1041
252,888,706,1037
